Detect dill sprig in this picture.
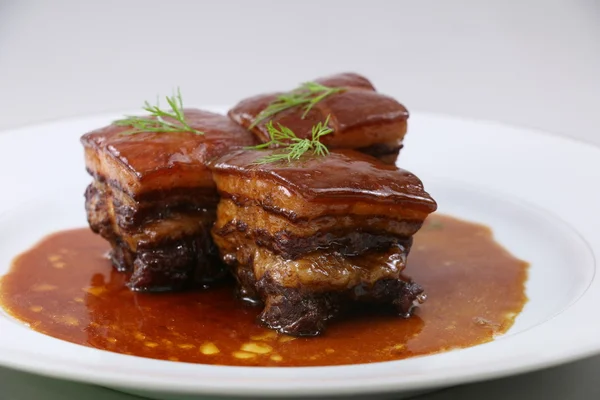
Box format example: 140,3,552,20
114,88,203,135
250,115,334,164
249,82,344,128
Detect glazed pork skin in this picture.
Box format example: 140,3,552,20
211,149,437,335
82,109,257,291
228,72,409,164
82,109,257,198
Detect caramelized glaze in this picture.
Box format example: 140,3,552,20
0,215,528,366
228,72,409,150
81,109,258,197
212,149,437,210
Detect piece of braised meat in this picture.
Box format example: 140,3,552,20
228,72,409,165
211,149,437,336
81,109,257,292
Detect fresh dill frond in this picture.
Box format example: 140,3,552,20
249,115,334,164
114,88,203,135
249,82,344,128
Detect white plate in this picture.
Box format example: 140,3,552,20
0,110,598,399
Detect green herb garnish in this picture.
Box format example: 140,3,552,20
249,115,334,164
250,82,344,128
114,88,203,135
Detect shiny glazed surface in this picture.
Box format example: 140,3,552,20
82,109,257,196
212,149,437,209
0,214,528,367
228,72,409,150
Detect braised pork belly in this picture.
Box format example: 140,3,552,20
82,109,257,291
211,149,437,335
228,72,409,164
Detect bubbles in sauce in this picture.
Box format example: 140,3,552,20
0,215,527,366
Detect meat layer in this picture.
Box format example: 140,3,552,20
228,72,409,164
213,200,423,259
214,223,425,336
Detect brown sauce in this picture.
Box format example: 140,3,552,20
0,215,528,366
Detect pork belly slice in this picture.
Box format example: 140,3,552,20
211,149,437,335
81,109,257,291
228,72,409,164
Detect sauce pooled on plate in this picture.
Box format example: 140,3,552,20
0,214,528,366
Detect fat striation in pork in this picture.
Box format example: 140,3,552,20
211,149,437,336
82,109,257,291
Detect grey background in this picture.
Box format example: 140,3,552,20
0,1,599,399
